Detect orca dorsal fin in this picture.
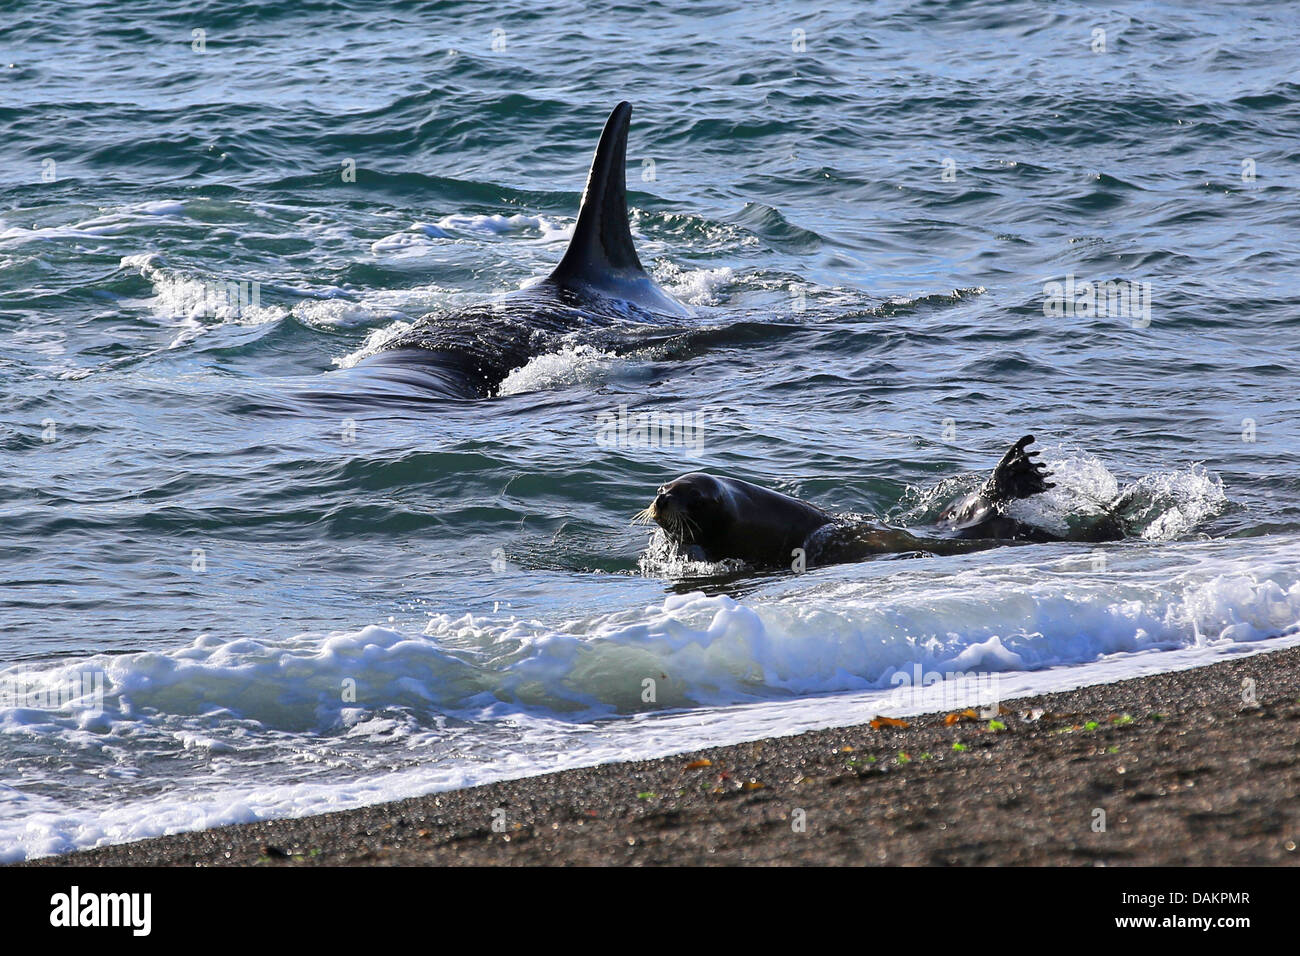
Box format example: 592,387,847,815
546,103,688,316
551,101,643,283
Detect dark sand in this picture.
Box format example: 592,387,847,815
26,644,1300,866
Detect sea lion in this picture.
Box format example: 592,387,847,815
637,435,1120,570
348,101,690,397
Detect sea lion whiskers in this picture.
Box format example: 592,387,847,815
674,510,701,544
657,511,692,545
631,506,657,526
638,498,699,548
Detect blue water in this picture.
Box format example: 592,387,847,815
2,0,1299,859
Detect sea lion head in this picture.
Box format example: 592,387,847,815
635,473,832,566
638,473,736,554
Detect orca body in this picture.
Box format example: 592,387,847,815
353,102,688,397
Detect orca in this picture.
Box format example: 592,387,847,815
351,101,689,397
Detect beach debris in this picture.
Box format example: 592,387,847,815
952,742,968,752
870,715,910,729
260,844,289,858
743,780,765,791
684,758,712,769
944,708,980,725
987,719,1008,732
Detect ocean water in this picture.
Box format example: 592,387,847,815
3,0,1300,860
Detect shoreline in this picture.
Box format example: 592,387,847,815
25,644,1300,866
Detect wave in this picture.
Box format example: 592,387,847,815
3,533,1298,860
5,536,1295,734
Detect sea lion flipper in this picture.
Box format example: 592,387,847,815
984,434,1054,502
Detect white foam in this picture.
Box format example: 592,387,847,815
1124,467,1228,540
496,344,626,395
369,231,443,256
131,200,187,216
655,263,735,305
119,252,161,271
330,320,414,368
369,214,570,257
1003,449,1226,540
293,299,403,330
0,201,188,245
636,527,749,578
4,535,1300,860
7,541,1292,733
117,254,287,348
433,212,569,242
